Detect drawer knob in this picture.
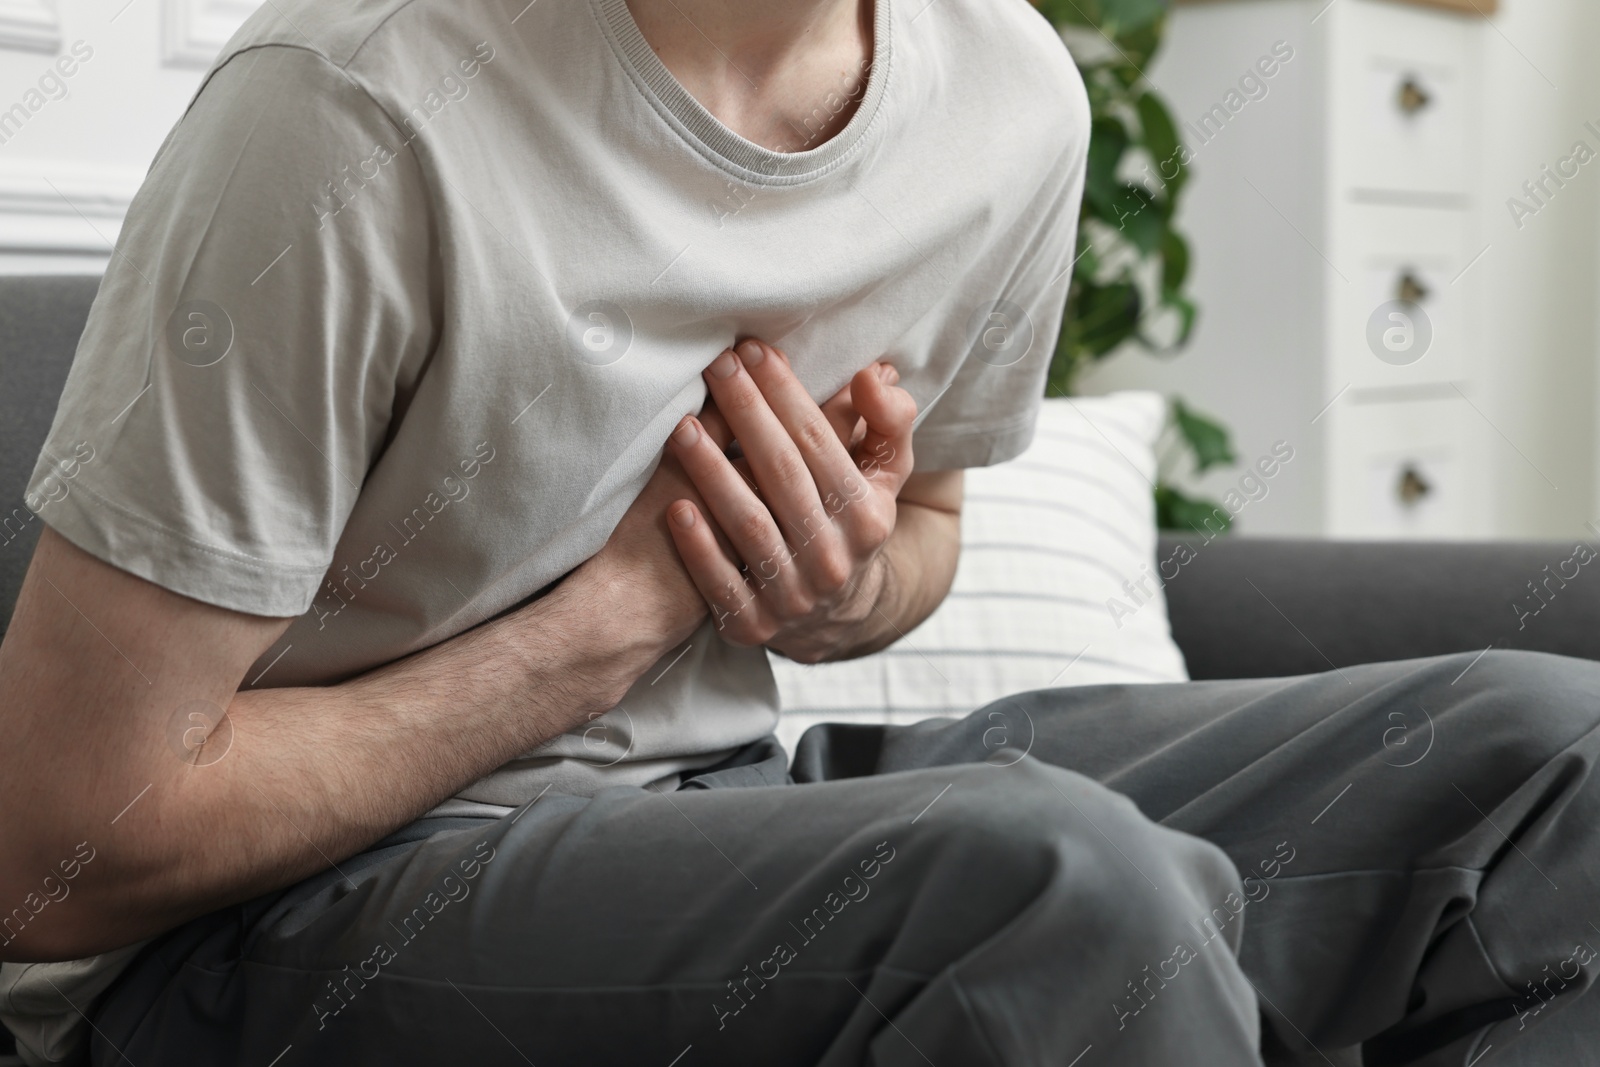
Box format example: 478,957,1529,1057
1396,270,1430,305
1397,464,1432,507
1397,76,1432,116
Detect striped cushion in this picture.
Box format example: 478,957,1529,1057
771,391,1188,753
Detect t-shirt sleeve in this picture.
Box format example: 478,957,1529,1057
24,44,436,617
908,65,1090,473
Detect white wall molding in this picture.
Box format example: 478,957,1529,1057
0,162,139,257
0,0,62,54
161,0,253,69
0,2,208,275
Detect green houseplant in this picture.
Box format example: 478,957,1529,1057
1033,0,1237,531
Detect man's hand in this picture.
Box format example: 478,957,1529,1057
664,338,919,663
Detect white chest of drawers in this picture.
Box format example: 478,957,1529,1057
1321,0,1488,539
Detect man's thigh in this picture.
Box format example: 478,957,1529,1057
97,757,1248,1067
795,650,1600,1062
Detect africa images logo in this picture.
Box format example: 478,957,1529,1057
1366,299,1432,367
165,299,235,367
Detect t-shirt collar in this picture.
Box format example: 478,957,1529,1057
590,0,893,185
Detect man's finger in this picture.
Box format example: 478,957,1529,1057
697,399,735,452
668,414,792,580
665,500,763,645
736,339,867,509
773,340,858,448
701,343,830,544
848,363,918,493
819,378,862,450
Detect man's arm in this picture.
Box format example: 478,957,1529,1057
0,451,714,963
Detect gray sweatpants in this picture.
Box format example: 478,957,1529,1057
93,651,1600,1066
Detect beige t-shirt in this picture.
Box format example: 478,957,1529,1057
25,0,1086,809
12,0,1086,1057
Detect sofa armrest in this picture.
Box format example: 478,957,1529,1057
1158,536,1600,681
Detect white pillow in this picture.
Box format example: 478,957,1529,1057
771,391,1188,755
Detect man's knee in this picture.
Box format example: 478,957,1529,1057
1437,648,1600,756
900,762,1244,955
1448,647,1597,695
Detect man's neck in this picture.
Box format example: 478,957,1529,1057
625,0,874,152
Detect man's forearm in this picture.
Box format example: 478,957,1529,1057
5,548,695,962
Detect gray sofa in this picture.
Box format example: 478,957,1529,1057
6,273,1600,667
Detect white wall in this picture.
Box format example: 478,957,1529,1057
0,0,250,273
1471,0,1600,540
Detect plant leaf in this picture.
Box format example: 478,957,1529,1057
1108,183,1164,255
1155,484,1233,534
1136,90,1186,201
1073,234,1101,281
1085,117,1130,213
1033,0,1098,28
1160,229,1189,292
1106,0,1170,35
1073,281,1142,356
1166,292,1197,344
1036,0,1169,34
1172,397,1236,473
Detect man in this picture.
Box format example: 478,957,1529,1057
0,0,1596,1064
